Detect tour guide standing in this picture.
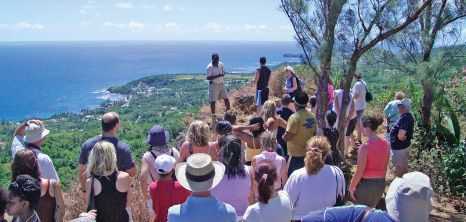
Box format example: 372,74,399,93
282,91,317,176
254,56,271,114
206,53,230,116
389,98,414,178
352,73,367,145
168,153,237,222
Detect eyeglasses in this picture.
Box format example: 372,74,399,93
9,181,26,200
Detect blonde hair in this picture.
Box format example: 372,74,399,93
86,141,118,177
307,136,331,157
260,131,277,152
395,91,406,100
305,148,325,175
260,101,277,122
186,120,210,147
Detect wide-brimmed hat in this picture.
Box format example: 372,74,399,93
396,98,413,111
154,154,176,175
175,153,225,192
147,125,169,147
386,172,434,222
24,123,50,143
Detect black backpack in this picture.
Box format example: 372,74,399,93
291,75,303,92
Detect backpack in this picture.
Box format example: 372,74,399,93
291,75,303,92
358,80,373,102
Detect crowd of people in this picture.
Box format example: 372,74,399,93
0,55,434,222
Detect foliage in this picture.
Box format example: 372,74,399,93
0,74,253,189
444,142,466,197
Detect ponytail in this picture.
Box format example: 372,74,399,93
254,161,277,204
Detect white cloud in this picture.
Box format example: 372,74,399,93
103,22,127,28
143,4,156,9
0,24,7,29
115,2,134,9
16,22,44,29
79,9,88,14
164,4,173,11
83,4,102,9
95,13,101,16
165,22,182,29
178,6,186,11
128,21,146,29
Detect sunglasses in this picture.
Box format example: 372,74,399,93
9,181,26,200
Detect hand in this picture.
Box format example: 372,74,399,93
263,122,269,130
282,87,287,93
248,123,260,131
350,187,357,202
80,210,97,219
26,119,43,126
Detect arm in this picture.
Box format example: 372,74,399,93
334,94,341,115
253,70,260,84
140,158,151,201
232,123,260,132
248,166,255,205
398,129,407,141
349,143,369,201
125,166,137,177
14,119,43,137
316,128,323,136
289,76,298,91
276,116,288,129
53,180,66,216
280,158,288,188
79,164,87,203
282,131,295,142
176,142,188,166
263,117,275,130
353,93,359,100
85,177,92,206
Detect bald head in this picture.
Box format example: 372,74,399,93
102,112,119,133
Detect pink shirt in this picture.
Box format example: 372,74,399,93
363,138,390,178
210,165,251,216
255,151,283,190
328,85,334,104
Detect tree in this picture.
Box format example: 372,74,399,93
370,0,466,133
282,0,432,158
281,0,347,128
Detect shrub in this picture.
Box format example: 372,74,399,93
444,142,466,197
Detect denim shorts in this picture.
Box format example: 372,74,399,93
355,178,386,207
356,110,365,119
345,117,358,136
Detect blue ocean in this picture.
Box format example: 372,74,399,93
0,41,302,121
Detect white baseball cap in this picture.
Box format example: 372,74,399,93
154,154,176,175
285,66,294,73
396,98,412,111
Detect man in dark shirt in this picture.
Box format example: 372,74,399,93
276,94,294,158
77,112,137,201
254,57,271,114
389,98,414,177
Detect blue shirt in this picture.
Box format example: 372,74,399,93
168,195,237,222
384,100,401,126
302,205,397,222
389,112,414,150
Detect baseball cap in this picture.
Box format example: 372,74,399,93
396,98,412,111
285,66,294,74
154,154,176,175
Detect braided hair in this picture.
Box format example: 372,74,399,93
219,135,247,179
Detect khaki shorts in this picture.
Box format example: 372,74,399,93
391,145,412,167
355,178,386,207
209,82,228,102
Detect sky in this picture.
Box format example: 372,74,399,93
0,0,296,41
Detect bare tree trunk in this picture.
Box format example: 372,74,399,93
421,81,433,132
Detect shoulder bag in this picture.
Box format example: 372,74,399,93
358,80,373,102
51,179,64,222
333,166,344,207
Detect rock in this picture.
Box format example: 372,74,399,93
234,94,256,115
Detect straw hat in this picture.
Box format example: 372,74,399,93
175,153,225,192
24,123,50,143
